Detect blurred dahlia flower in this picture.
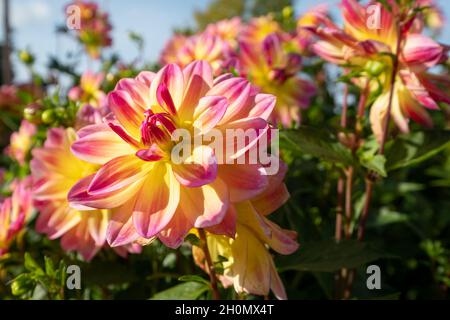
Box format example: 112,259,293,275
307,0,449,141
239,15,285,45
192,162,298,299
69,60,277,249
239,33,316,126
0,178,33,257
161,32,233,75
66,0,112,59
160,34,188,65
31,128,140,260
5,120,37,165
205,17,243,49
68,71,106,108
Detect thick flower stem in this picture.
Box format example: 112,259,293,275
198,229,221,300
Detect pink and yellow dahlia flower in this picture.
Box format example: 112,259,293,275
160,34,188,65
68,71,106,108
239,33,316,126
66,1,112,59
192,163,298,299
5,120,36,165
69,60,277,249
307,0,449,141
205,17,243,49
239,15,284,45
163,33,233,75
0,178,33,257
31,128,140,260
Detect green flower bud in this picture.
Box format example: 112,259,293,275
365,60,385,76
41,109,56,124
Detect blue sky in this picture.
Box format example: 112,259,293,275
1,0,450,82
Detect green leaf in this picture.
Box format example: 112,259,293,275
280,128,353,166
385,130,450,171
178,275,210,286
368,208,409,227
150,282,209,300
24,253,44,275
277,240,393,273
360,154,387,177
44,257,55,276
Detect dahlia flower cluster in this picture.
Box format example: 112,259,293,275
66,0,112,59
160,9,328,127
306,0,449,141
2,0,449,301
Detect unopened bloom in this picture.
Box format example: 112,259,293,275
66,0,112,59
31,128,140,260
239,33,316,126
192,163,298,299
308,0,449,141
0,179,33,256
69,60,276,249
6,120,37,165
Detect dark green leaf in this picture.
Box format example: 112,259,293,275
280,128,353,166
385,131,450,171
178,275,210,286
150,282,209,300
277,240,393,272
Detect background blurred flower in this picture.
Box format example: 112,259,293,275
162,32,233,75
239,33,316,126
5,120,36,165
68,71,106,108
0,178,33,257
66,0,112,59
308,0,449,141
31,128,140,261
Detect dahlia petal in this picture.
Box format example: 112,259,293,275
231,224,271,296
179,177,229,229
207,77,253,124
71,124,136,164
172,145,218,188
115,78,150,109
221,117,268,160
269,259,288,300
370,92,391,143
136,71,156,87
180,60,214,118
88,155,151,195
87,211,109,246
248,94,276,120
193,96,228,135
400,70,439,110
403,34,444,68
150,64,184,110
133,164,180,238
107,198,140,247
206,205,237,238
108,90,145,137
217,164,268,202
68,174,144,210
